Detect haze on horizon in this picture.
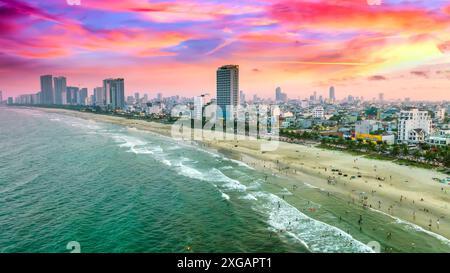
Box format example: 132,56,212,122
1,0,450,100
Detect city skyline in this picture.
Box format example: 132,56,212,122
1,0,450,100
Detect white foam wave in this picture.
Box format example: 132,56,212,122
221,192,230,200
369,208,450,246
240,193,258,201
254,192,373,253
162,159,172,166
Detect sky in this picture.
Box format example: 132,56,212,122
1,0,450,101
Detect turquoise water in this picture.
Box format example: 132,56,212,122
1,107,450,253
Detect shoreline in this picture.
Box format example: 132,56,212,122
17,107,450,245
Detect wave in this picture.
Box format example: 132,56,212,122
240,193,258,201
253,192,373,253
369,208,450,246
221,192,230,201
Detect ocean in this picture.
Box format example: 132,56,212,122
1,107,450,253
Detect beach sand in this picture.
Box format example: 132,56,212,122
37,108,450,243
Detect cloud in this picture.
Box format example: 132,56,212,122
368,75,387,81
410,70,429,78
437,41,450,53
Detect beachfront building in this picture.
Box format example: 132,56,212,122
193,95,204,120
216,65,239,120
427,135,450,146
398,109,432,144
355,120,380,135
427,129,450,146
103,78,125,110
40,75,54,104
79,88,88,105
66,86,79,105
53,76,67,105
93,87,104,106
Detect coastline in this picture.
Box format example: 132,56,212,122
26,107,450,246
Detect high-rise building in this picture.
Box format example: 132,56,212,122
216,65,239,119
66,86,79,105
329,86,335,102
126,95,135,105
53,76,67,105
0,90,3,104
275,87,282,102
193,95,204,120
7,97,13,105
378,93,384,102
275,87,287,103
134,92,140,103
398,109,432,144
239,90,246,105
103,78,125,109
93,87,104,106
40,75,54,104
79,88,88,105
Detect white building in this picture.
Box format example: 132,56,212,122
434,107,446,122
193,96,204,120
427,135,450,146
398,109,432,144
312,106,324,119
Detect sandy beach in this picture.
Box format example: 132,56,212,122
36,108,450,243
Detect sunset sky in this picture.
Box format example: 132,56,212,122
1,0,450,100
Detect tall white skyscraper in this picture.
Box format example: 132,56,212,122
216,65,239,119
53,76,67,105
193,95,204,120
398,109,432,143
